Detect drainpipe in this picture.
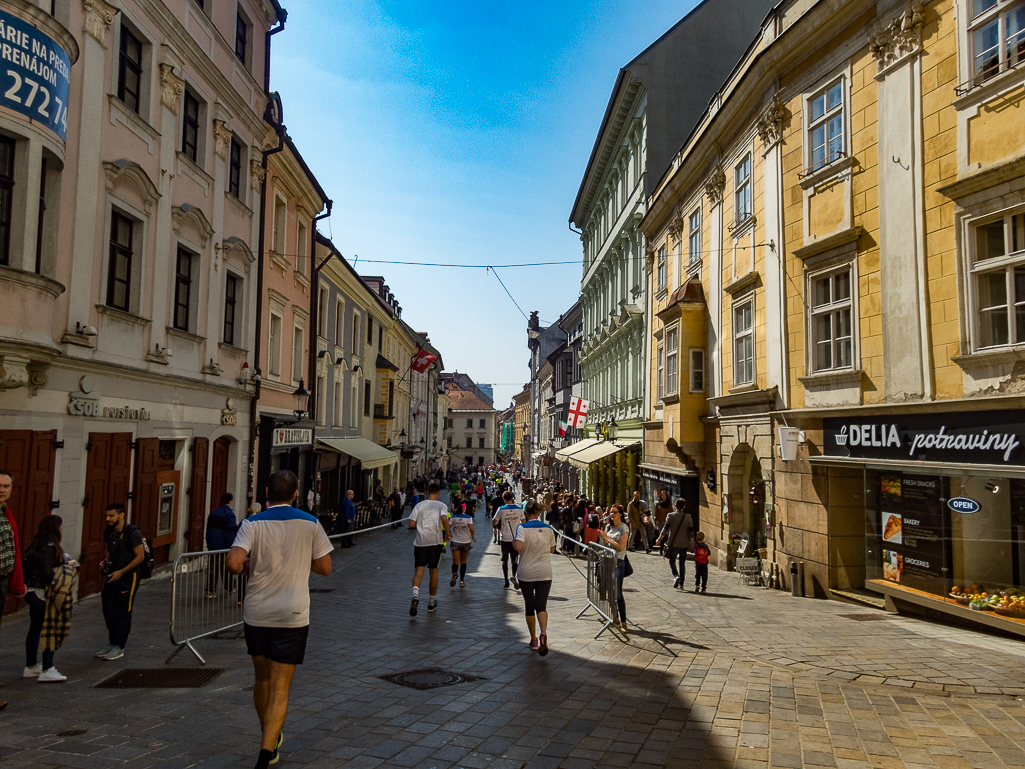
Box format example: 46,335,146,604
264,11,286,95
246,117,286,510
306,201,334,506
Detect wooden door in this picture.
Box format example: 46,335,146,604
187,438,209,552
80,432,132,598
131,438,160,540
210,437,230,510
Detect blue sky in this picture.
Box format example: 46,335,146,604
271,0,703,409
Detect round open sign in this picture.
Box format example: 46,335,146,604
947,497,981,514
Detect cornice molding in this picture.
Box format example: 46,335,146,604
103,160,160,211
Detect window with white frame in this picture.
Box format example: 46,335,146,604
292,325,304,382
316,374,326,425
334,299,343,346
318,286,328,337
810,268,853,371
689,348,705,393
350,374,359,427
672,237,682,287
808,78,845,172
969,0,1025,84
972,210,1025,348
665,326,679,396
735,155,752,224
272,195,286,253
296,219,308,275
688,209,701,266
268,313,282,376
733,300,754,385
656,343,665,401
657,245,667,290
333,380,343,426
351,311,360,354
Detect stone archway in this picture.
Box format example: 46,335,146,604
726,444,768,557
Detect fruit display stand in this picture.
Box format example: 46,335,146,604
866,579,1025,639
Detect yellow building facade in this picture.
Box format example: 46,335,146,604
643,0,1025,634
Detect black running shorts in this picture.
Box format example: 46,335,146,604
244,623,310,665
414,544,444,569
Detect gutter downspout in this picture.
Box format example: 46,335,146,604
306,201,334,509
247,120,286,509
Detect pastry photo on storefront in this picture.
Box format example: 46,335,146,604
797,408,1025,638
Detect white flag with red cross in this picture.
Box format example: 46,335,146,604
567,397,589,427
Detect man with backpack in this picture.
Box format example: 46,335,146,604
96,502,146,661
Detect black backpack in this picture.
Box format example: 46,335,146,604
128,525,155,579
21,542,55,589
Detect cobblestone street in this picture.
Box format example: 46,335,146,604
2,515,1025,769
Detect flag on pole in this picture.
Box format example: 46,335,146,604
410,350,438,373
567,397,589,427
558,420,568,437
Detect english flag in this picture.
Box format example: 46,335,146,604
558,420,568,437
410,350,438,373
567,396,589,427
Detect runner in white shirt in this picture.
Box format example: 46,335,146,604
408,481,450,617
514,500,558,656
448,503,475,588
492,490,525,590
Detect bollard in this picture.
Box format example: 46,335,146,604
790,561,799,596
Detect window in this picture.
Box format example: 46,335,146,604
446,418,453,428
351,375,359,427
656,343,664,401
272,196,286,252
447,436,453,448
34,157,46,274
808,79,844,172
478,437,485,449
969,0,1025,84
688,209,701,266
117,26,142,114
811,269,853,371
333,381,342,426
296,220,308,275
228,139,242,198
672,238,682,287
223,274,238,345
234,11,248,64
388,379,395,417
733,301,754,385
657,246,667,290
292,326,304,381
377,327,382,352
466,437,472,449
192,0,204,8
690,348,706,393
735,155,752,223
0,137,13,267
334,300,343,345
367,316,373,344
173,248,193,331
318,287,328,337
268,314,282,376
972,211,1025,348
665,326,678,396
466,418,473,428
364,381,371,416
182,89,199,163
479,419,486,428
106,211,134,311
316,375,326,425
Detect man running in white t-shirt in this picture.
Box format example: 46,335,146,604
493,490,525,590
408,481,450,616
227,470,333,769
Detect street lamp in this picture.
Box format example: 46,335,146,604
292,378,310,420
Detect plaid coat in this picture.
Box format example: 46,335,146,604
40,563,77,653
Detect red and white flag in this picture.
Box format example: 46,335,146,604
410,350,438,373
558,420,568,437
567,397,589,427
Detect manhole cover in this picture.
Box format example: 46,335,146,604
838,613,891,621
95,668,223,689
54,729,88,737
309,588,336,593
378,667,485,690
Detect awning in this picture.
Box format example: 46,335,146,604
316,437,398,469
554,437,600,462
639,461,698,479
568,439,641,471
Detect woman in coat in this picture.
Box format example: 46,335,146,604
23,515,77,682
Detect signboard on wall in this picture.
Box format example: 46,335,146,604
272,428,312,448
824,411,1025,466
879,474,948,592
0,9,72,141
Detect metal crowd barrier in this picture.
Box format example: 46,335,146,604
553,530,620,639
168,516,410,664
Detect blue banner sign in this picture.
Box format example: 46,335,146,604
0,9,71,141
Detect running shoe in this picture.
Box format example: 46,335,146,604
529,639,539,650
23,664,41,678
38,668,67,683
538,633,549,657
460,581,466,587
510,577,519,590
503,581,510,589
450,574,457,587
409,597,419,617
102,646,124,661
94,645,113,659
673,576,681,589
428,600,438,613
